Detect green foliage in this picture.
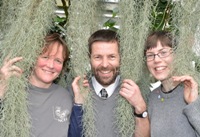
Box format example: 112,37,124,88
52,16,67,33
54,16,67,26
52,0,70,33
151,0,173,31
103,7,119,31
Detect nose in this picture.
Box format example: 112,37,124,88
101,57,109,67
46,59,54,68
154,54,162,62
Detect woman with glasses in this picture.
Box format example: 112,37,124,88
144,31,200,137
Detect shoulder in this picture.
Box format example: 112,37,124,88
149,86,161,96
147,86,161,101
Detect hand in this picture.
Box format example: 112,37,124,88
173,76,199,104
0,56,23,98
119,79,146,114
72,75,89,104
0,56,23,80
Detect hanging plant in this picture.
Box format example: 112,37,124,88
66,0,102,136
171,0,200,91
117,0,153,136
0,0,56,136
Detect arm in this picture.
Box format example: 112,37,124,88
120,79,150,137
68,76,89,137
183,97,200,136
172,76,198,104
173,76,200,136
68,105,83,137
134,116,150,137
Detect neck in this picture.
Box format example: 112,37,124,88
29,75,52,89
161,77,180,93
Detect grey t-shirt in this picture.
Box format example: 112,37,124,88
28,83,73,137
148,85,200,137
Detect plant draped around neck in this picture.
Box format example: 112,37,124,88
117,0,153,136
0,0,56,136
171,0,200,92
66,0,102,136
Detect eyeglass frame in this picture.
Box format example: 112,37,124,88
144,47,177,62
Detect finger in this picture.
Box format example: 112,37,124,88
122,79,139,92
119,89,130,98
8,57,23,66
172,75,193,82
185,80,198,90
120,86,130,94
123,79,139,88
174,76,197,87
2,69,22,80
9,65,23,73
121,82,132,91
3,57,23,67
83,79,88,83
83,80,89,88
121,79,133,88
184,81,191,88
120,85,136,99
83,75,87,80
12,71,23,77
72,76,81,86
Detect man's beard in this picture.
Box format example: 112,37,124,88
92,66,119,87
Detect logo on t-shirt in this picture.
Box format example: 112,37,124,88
53,106,69,122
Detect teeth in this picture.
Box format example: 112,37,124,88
100,71,111,74
44,70,53,74
155,67,165,71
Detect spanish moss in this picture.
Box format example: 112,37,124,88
117,0,153,136
0,0,56,136
66,0,102,136
171,0,200,90
0,0,24,36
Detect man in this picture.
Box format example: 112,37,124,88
69,29,149,137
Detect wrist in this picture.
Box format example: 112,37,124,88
74,96,84,104
74,96,84,105
134,103,147,114
134,110,148,118
74,102,83,106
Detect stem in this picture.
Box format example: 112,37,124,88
156,0,171,30
61,0,69,22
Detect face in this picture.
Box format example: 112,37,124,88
90,41,120,87
146,41,174,81
30,42,64,88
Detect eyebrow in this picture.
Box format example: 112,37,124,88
146,48,171,53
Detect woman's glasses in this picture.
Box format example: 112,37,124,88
144,48,176,62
